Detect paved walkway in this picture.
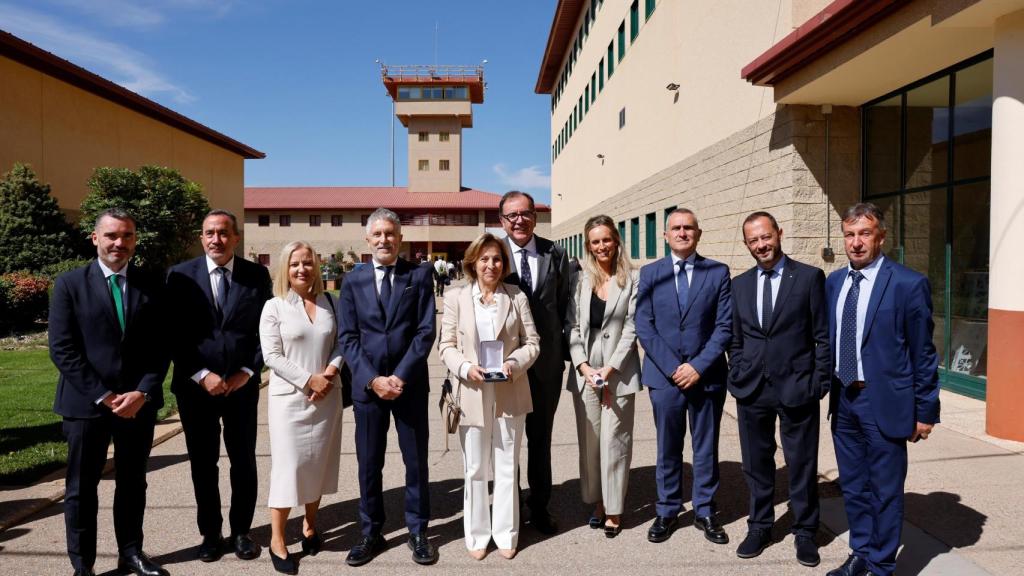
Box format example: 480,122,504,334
2,289,1023,575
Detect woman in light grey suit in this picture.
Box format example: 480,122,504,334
568,215,641,538
259,241,343,574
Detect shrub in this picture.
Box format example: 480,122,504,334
40,258,92,280
0,272,50,331
0,163,84,274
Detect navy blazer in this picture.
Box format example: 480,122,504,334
49,261,170,418
635,254,732,390
728,257,831,406
167,255,273,394
337,257,436,403
826,257,940,438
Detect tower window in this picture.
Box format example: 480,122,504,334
439,159,450,171
418,132,428,142
418,159,429,171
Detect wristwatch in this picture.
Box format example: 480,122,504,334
141,392,152,403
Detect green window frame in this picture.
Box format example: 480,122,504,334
663,205,676,256
599,60,605,90
591,73,597,102
630,217,640,259
645,212,656,258
607,43,614,77
618,221,626,251
630,1,639,43
618,22,626,61
585,87,590,113
646,0,656,19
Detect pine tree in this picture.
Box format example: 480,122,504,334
0,163,80,273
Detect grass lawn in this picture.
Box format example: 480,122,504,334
0,348,175,485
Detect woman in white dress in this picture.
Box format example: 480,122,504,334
259,241,344,574
438,233,540,560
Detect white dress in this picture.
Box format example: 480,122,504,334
259,291,344,508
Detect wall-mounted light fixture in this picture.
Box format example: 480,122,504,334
666,83,680,91
596,153,605,165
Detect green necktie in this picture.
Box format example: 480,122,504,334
108,274,125,333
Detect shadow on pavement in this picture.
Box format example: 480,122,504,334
898,491,986,576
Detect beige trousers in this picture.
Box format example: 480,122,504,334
571,384,635,515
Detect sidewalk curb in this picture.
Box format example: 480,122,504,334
0,375,269,533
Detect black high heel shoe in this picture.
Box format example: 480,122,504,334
269,547,298,575
300,531,322,556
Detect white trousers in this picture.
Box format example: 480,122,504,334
458,387,525,550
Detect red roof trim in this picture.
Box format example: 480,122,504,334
244,187,551,212
741,0,908,86
535,0,586,94
0,29,265,159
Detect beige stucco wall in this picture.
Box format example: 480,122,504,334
0,54,247,229
548,0,796,226
406,117,462,193
553,105,860,275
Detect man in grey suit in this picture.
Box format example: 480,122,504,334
500,190,573,534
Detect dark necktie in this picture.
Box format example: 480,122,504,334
518,249,533,297
838,270,865,386
215,267,229,313
108,274,125,333
378,265,393,316
676,260,689,312
761,269,773,331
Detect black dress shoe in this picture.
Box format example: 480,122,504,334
736,528,771,558
647,515,678,543
408,532,438,565
301,531,322,556
269,547,298,575
826,554,869,576
795,535,820,567
231,533,262,560
694,515,729,545
588,512,605,529
197,535,224,562
346,534,386,567
530,510,558,535
117,551,169,576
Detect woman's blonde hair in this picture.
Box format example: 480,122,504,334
272,240,324,298
582,215,632,289
462,233,512,283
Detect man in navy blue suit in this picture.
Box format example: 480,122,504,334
49,208,170,576
636,208,733,546
167,210,272,563
338,208,438,566
825,203,940,576
728,211,830,566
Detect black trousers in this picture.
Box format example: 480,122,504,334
62,410,155,571
352,390,430,536
736,380,820,537
175,384,259,538
524,367,564,514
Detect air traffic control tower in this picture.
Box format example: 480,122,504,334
381,64,485,193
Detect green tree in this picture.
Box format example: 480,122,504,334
0,163,81,274
80,165,210,272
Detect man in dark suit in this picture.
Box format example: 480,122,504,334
825,203,940,576
49,208,170,576
635,208,732,546
337,208,438,566
499,190,572,535
728,211,830,566
167,209,272,563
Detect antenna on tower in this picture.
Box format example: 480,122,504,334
434,21,439,67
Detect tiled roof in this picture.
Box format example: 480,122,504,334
244,187,550,211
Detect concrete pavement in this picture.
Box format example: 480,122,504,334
2,289,1023,575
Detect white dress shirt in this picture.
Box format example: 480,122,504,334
670,252,696,291
509,236,538,293
459,282,500,379
192,255,254,384
95,259,127,404
373,258,397,295
756,255,786,328
835,254,885,381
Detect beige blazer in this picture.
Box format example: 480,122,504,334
438,282,540,427
568,269,641,396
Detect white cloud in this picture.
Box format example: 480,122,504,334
492,163,551,191
0,4,195,103
43,0,236,29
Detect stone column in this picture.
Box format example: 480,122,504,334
987,9,1024,440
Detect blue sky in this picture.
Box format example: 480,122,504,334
0,0,556,204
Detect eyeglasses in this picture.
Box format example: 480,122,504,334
501,211,536,223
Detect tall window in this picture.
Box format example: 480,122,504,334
618,221,626,251
439,159,450,171
585,86,590,113
309,215,321,227
418,131,428,142
619,107,626,129
591,73,597,102
630,1,640,42
418,159,429,171
599,60,605,90
618,22,626,61
663,205,676,256
645,212,656,258
862,51,992,397
630,217,640,259
279,215,291,227
439,132,450,142
646,0,656,19
607,43,614,77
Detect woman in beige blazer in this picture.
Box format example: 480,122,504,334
568,215,641,538
259,241,343,574
438,233,540,560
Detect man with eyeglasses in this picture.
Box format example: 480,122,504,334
499,190,573,535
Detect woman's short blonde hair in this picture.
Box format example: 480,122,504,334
462,233,512,283
272,240,324,298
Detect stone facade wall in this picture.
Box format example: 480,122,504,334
553,104,861,276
